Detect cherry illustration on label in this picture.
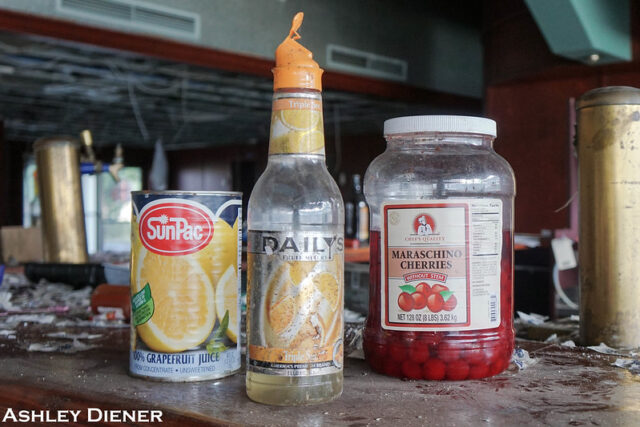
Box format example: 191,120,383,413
416,282,431,296
398,292,414,312
411,291,428,309
397,281,457,314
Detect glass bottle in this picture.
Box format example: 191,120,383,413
352,174,369,245
363,115,515,380
246,12,344,405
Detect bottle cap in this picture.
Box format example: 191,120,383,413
384,115,497,138
273,12,323,91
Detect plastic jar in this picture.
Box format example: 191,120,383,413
363,116,515,380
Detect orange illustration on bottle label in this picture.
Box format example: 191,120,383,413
247,230,344,376
269,99,324,155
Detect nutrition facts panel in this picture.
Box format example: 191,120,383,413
470,202,502,256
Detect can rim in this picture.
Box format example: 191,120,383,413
576,86,640,110
131,190,242,196
33,136,80,151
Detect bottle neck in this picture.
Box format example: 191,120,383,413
268,88,325,157
385,133,494,150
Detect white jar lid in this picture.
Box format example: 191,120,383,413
384,115,497,137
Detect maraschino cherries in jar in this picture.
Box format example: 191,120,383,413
363,116,515,380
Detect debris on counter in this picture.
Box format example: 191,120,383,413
587,342,639,358
344,308,365,323
0,272,126,327
612,358,640,375
4,314,56,325
0,329,16,339
516,313,579,342
587,343,626,356
516,311,548,325
1,272,30,288
92,307,125,321
27,339,97,353
0,306,69,317
46,332,102,340
561,340,576,348
511,347,538,370
0,291,15,311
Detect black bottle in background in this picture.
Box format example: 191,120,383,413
340,172,356,241
351,174,369,244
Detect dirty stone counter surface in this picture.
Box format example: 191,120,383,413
0,324,639,426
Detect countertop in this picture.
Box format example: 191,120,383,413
0,323,639,426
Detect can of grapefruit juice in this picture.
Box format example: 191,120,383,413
130,191,242,381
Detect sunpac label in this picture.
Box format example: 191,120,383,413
138,199,215,256
247,230,344,376
130,192,241,381
381,199,502,331
268,98,325,155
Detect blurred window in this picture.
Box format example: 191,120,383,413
23,159,142,255
83,168,142,254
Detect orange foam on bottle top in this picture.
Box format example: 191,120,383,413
273,12,323,91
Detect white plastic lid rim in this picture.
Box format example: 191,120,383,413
384,115,497,138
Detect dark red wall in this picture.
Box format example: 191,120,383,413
484,0,640,233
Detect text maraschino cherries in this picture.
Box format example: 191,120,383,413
363,116,515,380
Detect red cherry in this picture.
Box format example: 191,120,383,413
401,360,423,379
483,345,501,363
408,341,430,363
399,331,419,342
488,358,509,376
383,358,402,377
462,348,485,365
423,358,446,380
426,292,444,312
468,363,490,379
364,341,388,362
418,331,444,345
365,351,385,372
398,292,414,312
389,342,408,363
442,294,457,311
446,360,470,380
437,341,461,363
431,284,449,293
411,292,428,310
416,282,431,296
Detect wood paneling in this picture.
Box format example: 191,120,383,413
484,0,640,233
486,78,598,232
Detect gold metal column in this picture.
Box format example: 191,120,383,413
34,136,88,263
577,86,640,347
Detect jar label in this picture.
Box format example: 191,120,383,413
268,98,325,155
381,199,502,331
246,230,344,376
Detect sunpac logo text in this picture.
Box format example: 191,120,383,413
138,199,215,256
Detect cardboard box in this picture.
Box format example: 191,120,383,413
1,226,44,263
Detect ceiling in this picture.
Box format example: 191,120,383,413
0,31,448,151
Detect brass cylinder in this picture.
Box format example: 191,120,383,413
577,86,640,347
34,136,88,263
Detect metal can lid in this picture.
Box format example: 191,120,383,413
384,115,497,138
576,86,640,110
131,190,242,197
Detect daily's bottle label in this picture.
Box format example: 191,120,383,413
268,98,324,155
381,199,502,331
247,230,344,376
